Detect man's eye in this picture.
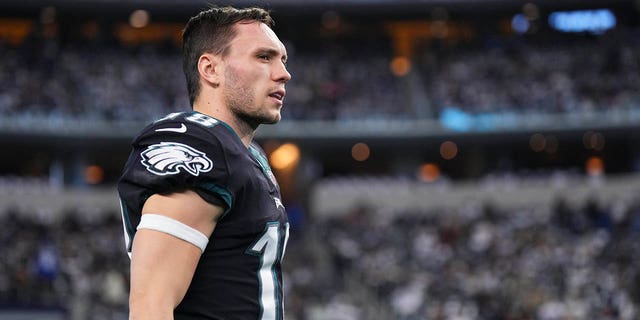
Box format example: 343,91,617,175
258,55,270,61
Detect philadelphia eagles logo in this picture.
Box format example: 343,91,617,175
141,142,213,176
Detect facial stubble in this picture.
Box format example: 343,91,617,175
223,65,280,130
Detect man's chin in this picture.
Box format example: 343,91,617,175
263,112,281,124
263,117,281,125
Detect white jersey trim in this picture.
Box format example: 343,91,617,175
137,214,209,253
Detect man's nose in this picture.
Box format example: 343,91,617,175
274,62,291,83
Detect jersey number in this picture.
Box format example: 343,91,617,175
246,222,290,320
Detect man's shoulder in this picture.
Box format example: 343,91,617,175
133,112,239,148
141,111,221,135
117,112,235,190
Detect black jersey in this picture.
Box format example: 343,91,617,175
117,111,290,320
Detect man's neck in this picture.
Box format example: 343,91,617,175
227,116,256,148
193,103,255,148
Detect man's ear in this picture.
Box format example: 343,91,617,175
198,53,222,88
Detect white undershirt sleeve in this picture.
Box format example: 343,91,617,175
137,214,209,253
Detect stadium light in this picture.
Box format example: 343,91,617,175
129,10,150,29
511,14,530,34
270,143,300,170
583,131,605,151
549,9,616,34
390,56,411,77
85,165,104,185
351,143,370,162
419,163,440,183
440,141,458,160
586,156,604,176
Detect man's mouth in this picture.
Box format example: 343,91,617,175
269,90,286,102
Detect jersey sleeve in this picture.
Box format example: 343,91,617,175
117,118,234,251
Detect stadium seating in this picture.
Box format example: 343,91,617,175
2,184,639,319
1,28,639,125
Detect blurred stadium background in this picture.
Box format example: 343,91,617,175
1,0,640,319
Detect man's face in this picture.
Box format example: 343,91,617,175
221,21,291,127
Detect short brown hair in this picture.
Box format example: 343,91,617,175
182,6,274,106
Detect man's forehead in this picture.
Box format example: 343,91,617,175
231,21,287,54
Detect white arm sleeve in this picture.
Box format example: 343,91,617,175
137,214,209,253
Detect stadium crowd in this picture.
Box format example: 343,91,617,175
1,192,639,320
0,207,128,319
284,196,640,320
0,42,187,122
1,28,640,124
419,31,640,116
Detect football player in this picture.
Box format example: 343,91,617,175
117,6,291,320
